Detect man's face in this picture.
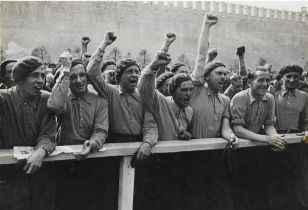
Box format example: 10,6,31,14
69,64,88,96
206,66,227,92
175,66,189,75
158,77,172,96
20,66,45,97
103,64,117,85
250,71,270,97
4,62,16,85
119,65,140,93
282,72,300,91
173,80,194,109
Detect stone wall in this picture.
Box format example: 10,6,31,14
1,1,307,70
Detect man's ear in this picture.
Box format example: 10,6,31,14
204,74,209,82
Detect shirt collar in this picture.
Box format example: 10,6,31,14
118,86,140,101
168,96,188,116
206,87,223,103
14,86,39,110
248,88,267,104
68,90,91,105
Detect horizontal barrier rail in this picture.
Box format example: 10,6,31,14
0,134,304,210
0,134,303,165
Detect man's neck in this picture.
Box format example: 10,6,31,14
250,89,264,100
71,90,88,98
16,85,34,101
207,84,219,94
119,85,135,94
282,85,296,92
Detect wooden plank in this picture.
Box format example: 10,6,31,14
118,156,135,210
0,134,304,164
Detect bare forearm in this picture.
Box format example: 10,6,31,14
238,55,247,76
193,25,210,81
234,125,268,143
264,124,278,136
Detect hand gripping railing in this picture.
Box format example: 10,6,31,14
0,134,303,210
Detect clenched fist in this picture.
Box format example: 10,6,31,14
165,33,176,45
236,46,245,56
204,14,218,26
103,32,117,46
81,36,91,45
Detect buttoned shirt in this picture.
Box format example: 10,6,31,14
230,88,276,134
274,88,308,131
86,49,158,146
47,72,108,150
138,67,193,140
189,82,230,138
0,87,56,154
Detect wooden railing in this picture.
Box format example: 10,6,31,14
0,134,303,210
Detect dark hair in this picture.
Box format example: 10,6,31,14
156,72,174,89
101,60,116,72
248,68,269,81
170,63,186,73
279,64,303,76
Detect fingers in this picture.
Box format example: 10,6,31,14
205,14,218,25
106,32,117,42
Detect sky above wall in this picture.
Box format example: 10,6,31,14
233,1,308,12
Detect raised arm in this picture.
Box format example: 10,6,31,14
237,46,247,76
81,36,91,56
47,53,72,115
192,14,218,83
139,33,174,110
86,32,117,98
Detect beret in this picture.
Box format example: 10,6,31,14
13,56,43,83
204,61,225,77
279,64,303,76
168,73,192,95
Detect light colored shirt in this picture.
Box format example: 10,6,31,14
87,49,158,146
0,87,56,154
47,72,108,150
138,67,193,140
189,82,230,138
230,88,276,134
274,88,308,131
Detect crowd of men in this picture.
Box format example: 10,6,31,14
0,14,308,210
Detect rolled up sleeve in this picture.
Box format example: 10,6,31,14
230,96,247,127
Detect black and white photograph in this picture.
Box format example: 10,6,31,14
0,1,308,210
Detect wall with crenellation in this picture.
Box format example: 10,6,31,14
0,1,307,70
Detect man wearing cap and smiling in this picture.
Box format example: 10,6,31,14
0,56,56,210
47,52,109,210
